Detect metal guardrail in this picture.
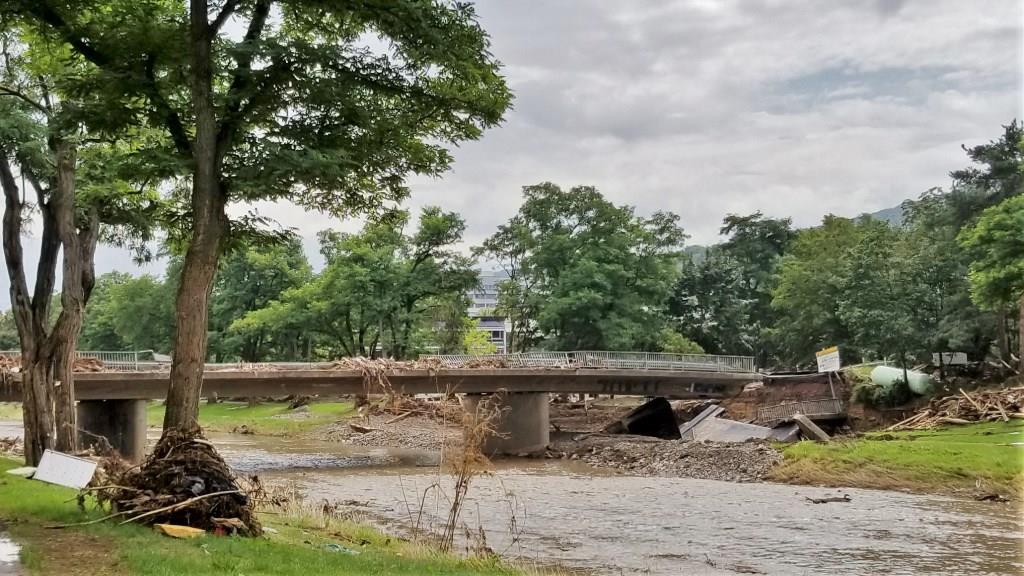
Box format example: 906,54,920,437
756,398,845,425
422,351,757,373
0,350,141,372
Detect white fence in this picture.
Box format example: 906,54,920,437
422,351,757,373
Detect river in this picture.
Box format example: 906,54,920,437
2,421,1021,575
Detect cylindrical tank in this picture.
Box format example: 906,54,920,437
870,365,933,395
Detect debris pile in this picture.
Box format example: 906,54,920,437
887,387,1024,431
549,435,782,482
0,436,22,456
0,355,106,372
93,430,260,536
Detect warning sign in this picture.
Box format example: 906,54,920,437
815,346,840,373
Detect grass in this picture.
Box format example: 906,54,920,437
145,400,354,436
0,403,21,420
0,457,548,576
3,401,354,437
770,420,1024,497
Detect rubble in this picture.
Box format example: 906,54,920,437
886,386,1024,431
548,434,783,482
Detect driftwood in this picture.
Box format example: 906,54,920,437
384,411,414,425
806,494,851,504
348,423,379,434
886,387,1024,431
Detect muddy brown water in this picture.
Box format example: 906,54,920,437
1,421,1022,575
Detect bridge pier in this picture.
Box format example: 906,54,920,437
77,399,147,462
462,392,549,456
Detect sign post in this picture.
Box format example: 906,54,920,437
816,346,841,399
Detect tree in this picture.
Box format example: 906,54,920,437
657,328,705,355
208,239,311,362
463,321,498,355
959,195,1024,372
669,248,748,355
481,183,685,351
838,222,929,382
237,208,478,360
0,27,157,462
21,0,511,436
475,217,540,352
718,211,793,366
948,120,1024,225
769,215,864,366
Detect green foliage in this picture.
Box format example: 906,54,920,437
670,212,792,363
657,328,705,354
15,0,513,227
463,321,498,355
479,183,685,351
959,195,1024,310
837,222,927,367
0,310,18,349
769,216,865,366
208,238,313,362
851,378,913,408
79,272,175,352
237,207,478,359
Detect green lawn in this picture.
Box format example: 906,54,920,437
146,401,354,436
3,401,352,437
0,403,21,420
0,458,545,576
771,420,1024,497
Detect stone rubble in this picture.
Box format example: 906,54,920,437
547,435,783,482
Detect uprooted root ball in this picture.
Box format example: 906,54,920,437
94,429,261,536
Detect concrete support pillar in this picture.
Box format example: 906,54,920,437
77,399,147,462
462,392,549,456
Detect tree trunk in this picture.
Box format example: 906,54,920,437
49,140,98,453
20,355,55,466
162,0,227,436
1018,293,1024,374
997,307,1010,363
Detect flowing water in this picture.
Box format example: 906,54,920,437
1,421,1021,575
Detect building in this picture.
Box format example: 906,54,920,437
469,270,511,353
468,269,508,317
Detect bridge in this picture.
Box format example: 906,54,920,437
0,350,760,460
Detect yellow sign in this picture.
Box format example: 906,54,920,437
815,346,840,372
816,346,838,358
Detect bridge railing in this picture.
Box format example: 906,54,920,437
756,398,845,425
1,350,141,372
422,351,757,373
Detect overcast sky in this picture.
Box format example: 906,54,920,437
2,0,1023,308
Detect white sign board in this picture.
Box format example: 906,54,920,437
816,346,841,373
32,449,97,489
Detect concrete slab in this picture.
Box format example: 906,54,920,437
688,417,775,442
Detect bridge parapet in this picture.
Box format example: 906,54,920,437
422,351,757,373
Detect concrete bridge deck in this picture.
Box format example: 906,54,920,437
0,367,759,402
0,351,761,460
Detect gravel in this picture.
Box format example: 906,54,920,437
548,434,783,482
317,414,460,450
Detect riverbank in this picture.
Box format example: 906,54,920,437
146,400,355,436
770,420,1024,498
0,457,558,576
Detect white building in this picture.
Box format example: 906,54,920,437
469,270,511,353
